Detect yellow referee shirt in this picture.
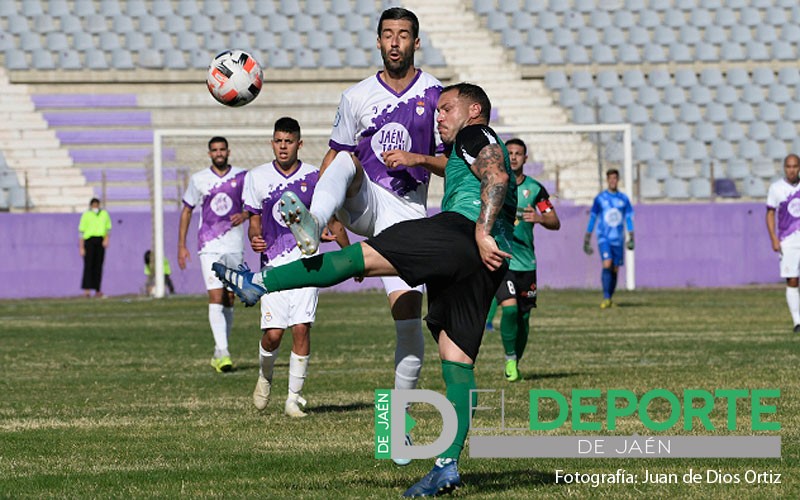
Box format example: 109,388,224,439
78,209,112,239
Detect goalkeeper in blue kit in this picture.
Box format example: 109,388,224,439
584,169,634,308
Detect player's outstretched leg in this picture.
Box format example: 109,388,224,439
212,262,266,307
403,458,461,497
279,191,322,256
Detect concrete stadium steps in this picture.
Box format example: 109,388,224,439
20,79,357,211
0,68,90,212
32,91,170,212
405,0,601,204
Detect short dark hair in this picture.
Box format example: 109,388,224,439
208,136,228,149
441,83,492,123
89,197,100,206
378,7,419,39
607,169,620,178
505,138,527,155
274,117,301,138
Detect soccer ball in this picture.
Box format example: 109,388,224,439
206,50,263,107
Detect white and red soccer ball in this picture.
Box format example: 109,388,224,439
207,50,263,107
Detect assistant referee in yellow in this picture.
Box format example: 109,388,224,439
78,197,112,298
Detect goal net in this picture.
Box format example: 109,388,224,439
151,124,633,297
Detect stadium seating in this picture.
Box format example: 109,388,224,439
546,64,796,201
1,0,795,205
0,0,446,71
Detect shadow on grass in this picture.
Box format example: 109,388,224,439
311,402,372,414
348,468,560,492
233,361,288,372
461,468,560,489
523,371,582,381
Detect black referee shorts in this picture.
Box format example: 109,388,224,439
366,211,507,361
495,269,538,313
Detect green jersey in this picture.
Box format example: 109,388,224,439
510,176,551,271
441,124,516,253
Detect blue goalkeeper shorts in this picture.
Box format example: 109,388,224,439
598,241,624,267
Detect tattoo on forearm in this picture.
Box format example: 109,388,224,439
472,144,507,235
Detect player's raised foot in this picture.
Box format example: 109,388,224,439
279,191,321,256
212,261,265,307
285,393,308,418
392,433,414,466
253,375,271,410
403,458,461,497
794,324,800,334
504,359,520,382
211,355,233,373
600,299,613,309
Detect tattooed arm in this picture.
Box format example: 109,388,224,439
469,143,512,270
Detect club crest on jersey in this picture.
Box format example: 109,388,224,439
416,101,425,116
300,182,308,193
523,189,530,198
231,181,237,187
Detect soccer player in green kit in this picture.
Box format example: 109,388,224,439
213,83,514,497
493,138,560,382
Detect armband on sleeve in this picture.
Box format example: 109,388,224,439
536,199,554,213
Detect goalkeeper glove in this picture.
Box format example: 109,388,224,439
583,233,593,255
626,233,635,251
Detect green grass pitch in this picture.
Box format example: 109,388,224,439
0,288,795,498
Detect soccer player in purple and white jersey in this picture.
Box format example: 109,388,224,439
178,137,247,372
281,8,446,460
766,154,800,333
243,118,349,417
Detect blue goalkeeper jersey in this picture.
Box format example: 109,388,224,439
587,190,634,246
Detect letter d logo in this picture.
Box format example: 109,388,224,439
391,390,458,460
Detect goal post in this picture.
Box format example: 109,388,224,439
152,123,634,298
493,124,635,292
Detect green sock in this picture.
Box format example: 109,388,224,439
486,298,498,327
263,243,364,292
439,359,476,461
500,305,518,357
515,311,530,361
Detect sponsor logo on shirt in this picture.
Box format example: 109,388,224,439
372,123,412,163
604,207,622,227
211,192,233,216
788,198,800,217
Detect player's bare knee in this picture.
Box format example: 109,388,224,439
208,288,224,305
361,242,398,277
262,329,284,351
389,290,423,320
788,278,799,288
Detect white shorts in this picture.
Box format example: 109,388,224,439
260,287,319,329
336,179,426,297
200,252,244,290
780,243,800,278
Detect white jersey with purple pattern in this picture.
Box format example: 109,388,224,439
329,69,442,211
243,161,319,267
182,166,247,254
767,178,800,246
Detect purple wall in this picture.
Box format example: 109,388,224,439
0,203,779,299
534,203,776,289
0,211,383,299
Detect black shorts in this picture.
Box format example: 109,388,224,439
366,211,507,361
494,269,538,313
